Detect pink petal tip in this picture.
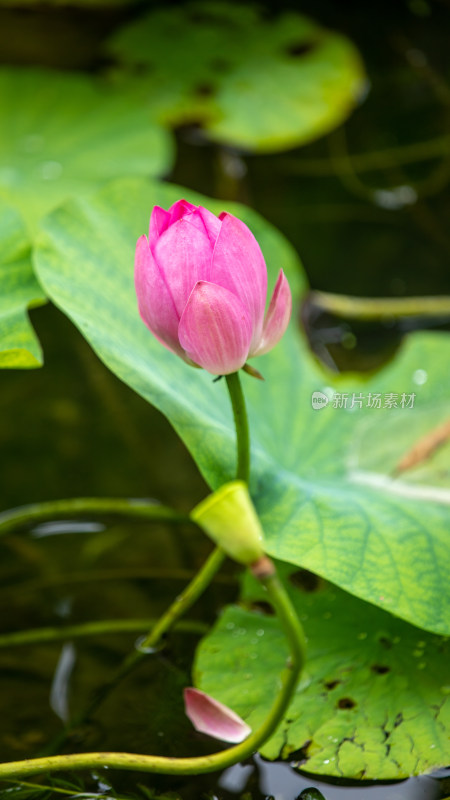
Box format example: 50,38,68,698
184,688,251,743
251,269,292,357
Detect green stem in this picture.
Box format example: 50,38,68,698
309,289,450,321
0,561,305,779
0,497,188,538
225,372,250,483
0,618,209,649
117,547,225,674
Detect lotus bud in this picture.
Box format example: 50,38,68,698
135,199,292,375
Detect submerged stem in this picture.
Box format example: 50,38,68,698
0,559,305,779
225,372,250,483
0,497,188,538
0,618,209,649
309,290,450,321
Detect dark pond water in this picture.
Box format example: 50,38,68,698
1,0,449,798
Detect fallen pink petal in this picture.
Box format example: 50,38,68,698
135,199,292,375
184,687,252,743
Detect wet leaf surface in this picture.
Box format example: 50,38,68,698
195,563,450,779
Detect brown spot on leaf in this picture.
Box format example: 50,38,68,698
193,83,216,98
286,40,318,58
337,697,356,709
324,679,341,690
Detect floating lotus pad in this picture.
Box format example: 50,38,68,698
195,563,450,779
107,2,366,152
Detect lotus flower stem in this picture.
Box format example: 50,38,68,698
118,546,225,673
225,371,250,483
0,558,305,779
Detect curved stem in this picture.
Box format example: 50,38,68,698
308,289,450,321
117,547,225,675
225,372,250,483
0,618,209,650
0,498,188,538
0,560,305,779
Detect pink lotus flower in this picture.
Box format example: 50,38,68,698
135,199,292,375
184,687,251,743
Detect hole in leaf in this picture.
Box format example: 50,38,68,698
337,697,356,710
371,664,390,674
324,679,341,690
249,600,275,616
289,569,321,592
286,40,318,58
288,739,312,762
379,636,393,649
193,83,216,98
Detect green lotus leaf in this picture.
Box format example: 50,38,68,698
34,177,450,634
0,67,173,230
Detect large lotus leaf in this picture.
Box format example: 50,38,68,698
107,2,365,152
0,202,45,367
34,177,450,634
0,68,173,230
194,563,450,779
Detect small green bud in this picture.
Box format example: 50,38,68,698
191,481,265,566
